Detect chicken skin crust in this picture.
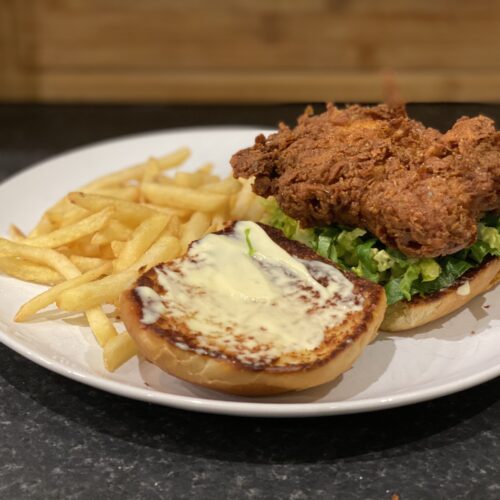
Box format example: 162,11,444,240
231,104,500,258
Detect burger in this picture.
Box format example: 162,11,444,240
230,103,500,331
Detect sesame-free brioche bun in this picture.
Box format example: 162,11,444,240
381,257,500,332
120,223,386,396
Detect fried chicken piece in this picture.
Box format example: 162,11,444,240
231,104,500,258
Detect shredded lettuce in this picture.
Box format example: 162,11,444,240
419,259,441,282
265,199,499,305
244,227,256,257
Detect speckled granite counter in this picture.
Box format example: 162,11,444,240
0,104,499,500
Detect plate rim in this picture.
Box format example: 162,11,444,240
1,326,499,418
0,125,498,418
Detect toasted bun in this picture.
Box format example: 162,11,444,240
381,257,500,332
120,223,386,396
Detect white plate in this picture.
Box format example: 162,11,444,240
0,127,499,418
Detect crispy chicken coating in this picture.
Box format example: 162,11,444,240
231,104,500,257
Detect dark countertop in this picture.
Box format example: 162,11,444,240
0,103,499,500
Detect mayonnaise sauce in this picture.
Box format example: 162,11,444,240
456,281,471,296
135,221,363,366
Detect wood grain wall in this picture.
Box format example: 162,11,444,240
1,0,500,103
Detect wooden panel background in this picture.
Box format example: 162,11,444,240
1,0,500,103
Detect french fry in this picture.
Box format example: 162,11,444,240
133,234,180,272
68,192,158,226
98,245,116,260
141,183,227,213
154,148,191,170
51,205,91,228
28,213,55,237
15,263,112,322
111,240,126,258
82,147,190,191
196,164,219,185
103,332,138,372
156,175,175,185
45,197,72,215
8,225,26,241
230,180,255,219
85,307,119,347
174,171,207,188
0,257,63,285
166,215,181,238
201,176,242,195
143,203,192,220
22,208,113,249
90,233,113,247
113,214,170,272
56,269,138,311
90,219,133,246
209,213,228,233
141,157,161,184
197,163,214,175
0,238,80,279
70,240,105,258
45,199,77,226
180,212,211,251
88,186,140,202
244,198,267,221
69,255,110,272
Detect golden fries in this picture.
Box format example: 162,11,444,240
89,186,140,202
133,233,180,272
0,238,81,279
245,198,267,221
201,177,242,195
82,147,190,191
180,212,211,252
111,240,126,258
22,208,114,249
85,307,119,347
0,257,63,285
141,183,228,213
4,146,266,372
103,332,138,372
29,213,55,237
230,179,255,219
113,214,170,272
90,220,133,246
68,192,158,226
143,204,191,220
52,205,91,228
56,270,138,312
69,255,110,272
8,225,26,241
15,263,112,322
141,158,161,184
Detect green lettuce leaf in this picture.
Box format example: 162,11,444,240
354,239,380,283
413,258,474,295
420,259,441,282
264,199,499,305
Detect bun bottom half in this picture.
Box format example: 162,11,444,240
121,291,386,396
119,222,387,396
120,289,386,396
381,257,500,332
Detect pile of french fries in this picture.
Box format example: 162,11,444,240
1,147,266,371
